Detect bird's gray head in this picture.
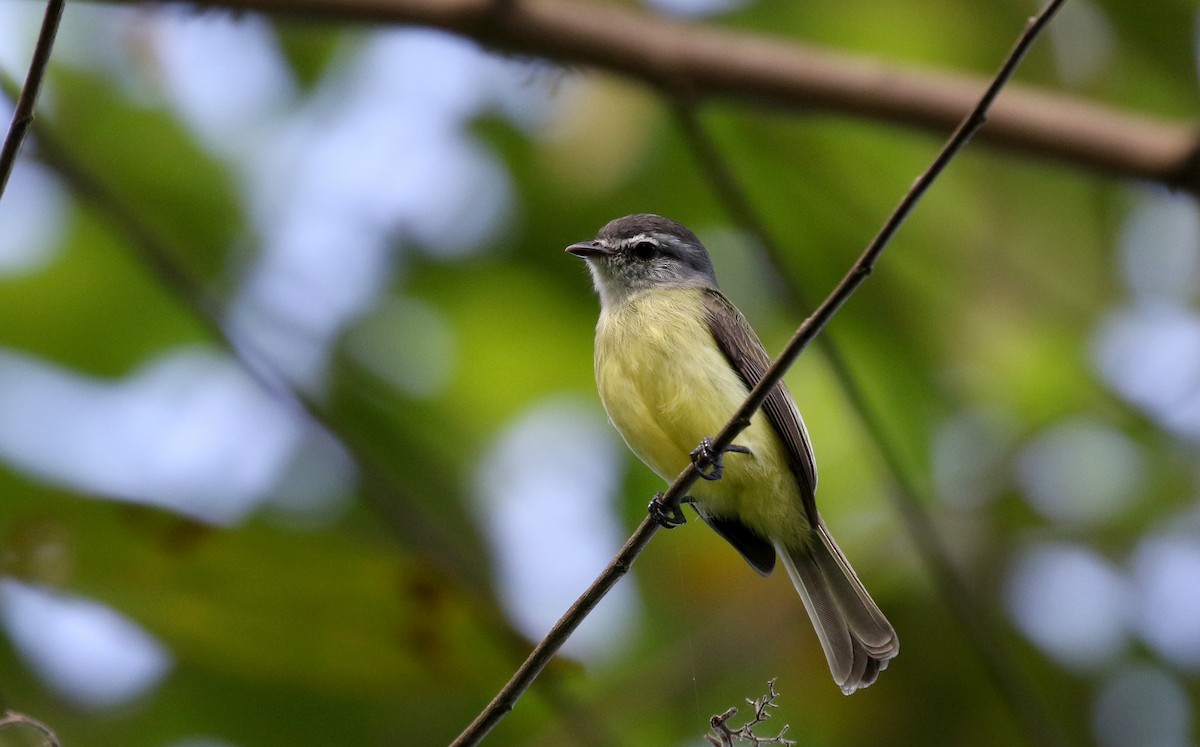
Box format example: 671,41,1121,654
565,214,719,308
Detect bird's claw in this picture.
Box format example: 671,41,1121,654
649,493,687,528
690,437,752,481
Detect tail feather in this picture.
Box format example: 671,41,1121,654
775,520,898,695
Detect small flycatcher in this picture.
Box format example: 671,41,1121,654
568,214,898,694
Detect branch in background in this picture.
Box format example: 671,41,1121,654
670,99,1067,747
0,71,619,747
109,0,1200,191
14,109,469,593
0,6,468,589
451,2,1067,744
0,0,63,200
3,64,492,610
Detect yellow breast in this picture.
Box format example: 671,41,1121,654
593,286,808,544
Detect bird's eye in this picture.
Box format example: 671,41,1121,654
632,241,658,260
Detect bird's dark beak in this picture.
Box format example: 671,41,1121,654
566,241,610,259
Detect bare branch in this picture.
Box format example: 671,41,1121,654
669,96,1069,747
0,711,62,747
0,68,473,586
452,2,1067,744
705,679,796,746
673,0,1070,529
0,64,619,747
15,111,481,593
0,0,64,201
109,0,1200,191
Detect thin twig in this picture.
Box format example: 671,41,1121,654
452,2,1067,744
659,0,1071,538
108,0,1200,191
0,711,62,747
0,0,65,726
705,679,795,746
0,0,64,201
451,515,662,746
669,99,1068,747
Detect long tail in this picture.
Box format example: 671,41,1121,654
775,519,898,695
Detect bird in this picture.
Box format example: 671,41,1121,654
567,213,898,694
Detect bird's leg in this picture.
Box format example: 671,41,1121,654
648,493,690,528
691,437,752,481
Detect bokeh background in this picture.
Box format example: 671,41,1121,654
0,0,1198,744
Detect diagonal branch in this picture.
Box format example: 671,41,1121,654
0,69,620,747
0,0,64,201
16,110,476,594
109,0,1200,191
451,1,1067,744
2,67,471,588
669,99,1067,747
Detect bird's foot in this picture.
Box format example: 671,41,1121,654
690,437,752,481
648,493,688,528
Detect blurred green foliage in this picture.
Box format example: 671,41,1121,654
1,1,1198,746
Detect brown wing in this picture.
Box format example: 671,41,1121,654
701,289,819,521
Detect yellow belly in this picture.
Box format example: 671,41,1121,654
594,287,809,546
